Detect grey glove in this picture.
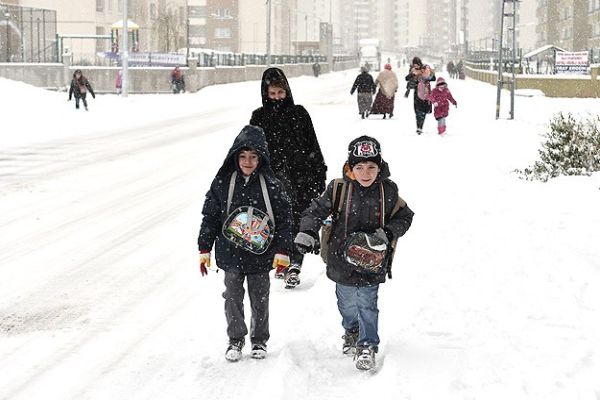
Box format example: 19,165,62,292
373,228,390,245
294,231,319,255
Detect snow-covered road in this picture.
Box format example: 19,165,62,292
0,71,599,400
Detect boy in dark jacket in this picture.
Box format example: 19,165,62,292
350,66,376,119
68,69,95,111
197,125,294,362
250,67,327,289
294,136,414,371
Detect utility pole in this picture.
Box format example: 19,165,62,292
266,0,271,66
121,0,129,97
495,0,518,119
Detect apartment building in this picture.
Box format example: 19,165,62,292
537,0,589,50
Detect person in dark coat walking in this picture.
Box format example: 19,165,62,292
312,61,321,77
68,69,95,111
293,136,414,371
197,125,294,362
405,57,436,134
250,67,327,289
350,66,376,119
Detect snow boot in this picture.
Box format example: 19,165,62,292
250,343,267,359
354,345,377,370
361,112,365,119
437,126,443,134
416,128,422,135
382,114,387,119
342,328,359,356
284,265,301,289
225,338,244,362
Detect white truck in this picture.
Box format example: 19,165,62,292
358,39,382,71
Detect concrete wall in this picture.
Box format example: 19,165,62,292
465,65,600,98
0,60,356,93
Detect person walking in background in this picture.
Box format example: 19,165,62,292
197,125,293,362
115,70,122,95
350,66,376,119
170,66,185,93
250,67,328,289
405,57,436,134
369,63,399,119
428,77,457,135
68,69,95,111
312,61,321,77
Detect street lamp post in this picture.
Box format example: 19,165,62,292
5,11,10,62
122,0,129,97
266,0,271,66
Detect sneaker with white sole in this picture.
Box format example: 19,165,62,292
250,344,267,359
354,345,377,370
225,339,244,362
284,265,301,289
342,328,359,356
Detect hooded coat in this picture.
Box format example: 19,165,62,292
405,66,435,114
68,71,95,100
350,70,376,95
428,78,457,120
299,160,414,286
197,125,294,274
249,68,327,231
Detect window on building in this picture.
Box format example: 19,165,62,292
189,25,207,36
214,27,231,39
150,3,156,19
189,6,207,17
97,0,104,12
214,8,232,19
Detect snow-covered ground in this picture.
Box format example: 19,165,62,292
0,70,599,400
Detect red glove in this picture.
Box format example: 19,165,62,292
199,251,211,276
272,252,290,276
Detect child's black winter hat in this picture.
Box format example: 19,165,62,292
347,136,382,168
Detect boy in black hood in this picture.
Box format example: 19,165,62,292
197,125,293,362
250,67,327,289
294,135,414,371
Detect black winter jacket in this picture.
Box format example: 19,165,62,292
250,68,327,214
405,69,436,113
299,161,414,286
197,125,294,274
68,77,95,100
350,72,376,94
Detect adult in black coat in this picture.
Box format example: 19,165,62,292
68,69,95,111
405,57,436,134
250,67,327,287
350,66,376,119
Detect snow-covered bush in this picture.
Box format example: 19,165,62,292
517,113,600,182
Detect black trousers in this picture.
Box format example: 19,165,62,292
75,94,88,109
223,271,270,345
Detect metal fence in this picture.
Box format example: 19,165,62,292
192,52,354,67
0,4,57,63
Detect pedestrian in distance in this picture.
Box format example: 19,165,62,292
312,61,321,77
370,63,399,119
294,135,414,371
428,77,457,135
405,57,436,134
350,66,376,119
115,70,122,95
197,125,294,362
250,67,328,289
170,66,185,93
68,69,95,111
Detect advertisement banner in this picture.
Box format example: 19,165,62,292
555,51,589,74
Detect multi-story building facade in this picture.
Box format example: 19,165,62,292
590,0,600,56
537,0,590,51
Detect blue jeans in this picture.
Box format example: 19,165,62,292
335,283,380,349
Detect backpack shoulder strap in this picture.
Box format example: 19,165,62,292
259,174,275,228
226,171,237,215
330,178,347,215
